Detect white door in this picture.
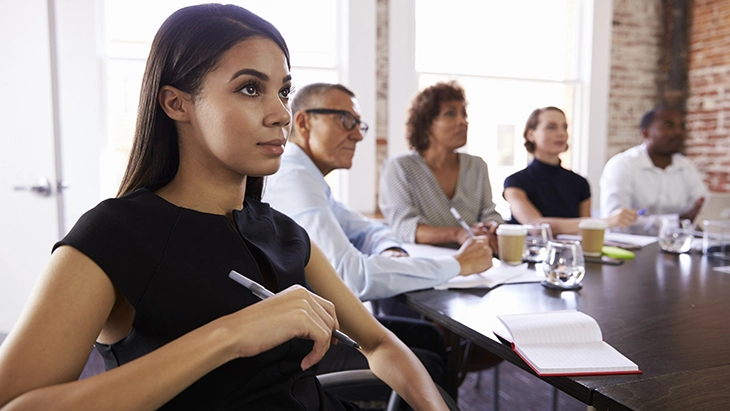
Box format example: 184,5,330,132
0,0,102,335
0,0,61,334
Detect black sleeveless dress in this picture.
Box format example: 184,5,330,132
54,188,357,410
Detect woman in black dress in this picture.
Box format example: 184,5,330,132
503,106,637,235
0,4,447,410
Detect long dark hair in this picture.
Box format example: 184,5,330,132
117,4,290,201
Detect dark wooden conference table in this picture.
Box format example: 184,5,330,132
404,243,730,411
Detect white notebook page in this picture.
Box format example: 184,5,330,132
498,310,602,345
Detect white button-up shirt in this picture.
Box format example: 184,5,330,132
600,144,708,234
263,144,460,301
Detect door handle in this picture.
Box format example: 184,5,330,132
13,177,53,197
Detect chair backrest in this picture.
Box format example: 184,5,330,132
317,369,460,411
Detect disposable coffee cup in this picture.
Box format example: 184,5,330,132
579,219,607,257
497,224,527,265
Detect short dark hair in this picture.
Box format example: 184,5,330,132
639,106,684,130
406,81,466,152
522,106,565,153
117,4,290,201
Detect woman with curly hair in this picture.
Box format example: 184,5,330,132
379,81,503,250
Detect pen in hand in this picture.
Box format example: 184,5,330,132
228,270,361,350
450,207,476,240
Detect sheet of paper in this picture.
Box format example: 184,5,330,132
401,243,458,258
605,232,658,246
434,262,541,290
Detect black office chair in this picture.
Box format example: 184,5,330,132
318,369,460,411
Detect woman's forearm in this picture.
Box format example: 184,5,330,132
415,225,464,245
2,322,235,411
365,337,448,411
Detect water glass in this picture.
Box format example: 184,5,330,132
703,220,730,261
523,223,553,262
659,218,693,253
541,240,586,288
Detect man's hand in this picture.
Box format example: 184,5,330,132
680,197,705,222
454,236,493,275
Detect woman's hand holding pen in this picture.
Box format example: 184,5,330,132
217,285,338,371
454,236,493,276
473,221,500,252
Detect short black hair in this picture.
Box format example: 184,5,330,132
639,106,684,130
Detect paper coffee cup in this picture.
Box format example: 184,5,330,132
497,224,527,265
579,219,607,257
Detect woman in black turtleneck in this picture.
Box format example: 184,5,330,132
503,106,637,235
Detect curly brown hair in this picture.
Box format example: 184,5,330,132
406,81,466,152
522,106,565,153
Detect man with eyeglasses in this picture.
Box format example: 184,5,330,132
265,82,492,301
264,83,493,384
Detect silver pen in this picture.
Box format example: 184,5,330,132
450,207,476,239
228,270,361,349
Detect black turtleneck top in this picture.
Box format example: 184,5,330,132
503,158,591,224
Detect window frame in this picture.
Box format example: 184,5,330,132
388,0,613,215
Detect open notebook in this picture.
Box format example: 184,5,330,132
494,310,641,377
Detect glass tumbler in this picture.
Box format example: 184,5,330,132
658,218,693,254
541,240,586,288
523,223,553,263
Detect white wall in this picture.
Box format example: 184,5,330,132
578,0,614,215
341,0,378,213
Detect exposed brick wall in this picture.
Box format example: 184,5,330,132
608,0,730,193
607,0,664,159
686,0,730,192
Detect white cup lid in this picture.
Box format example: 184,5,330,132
496,224,527,235
579,219,607,229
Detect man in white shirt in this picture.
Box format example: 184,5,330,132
600,107,708,235
264,83,493,301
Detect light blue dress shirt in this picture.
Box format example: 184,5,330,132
263,144,460,301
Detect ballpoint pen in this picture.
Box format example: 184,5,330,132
450,207,476,239
228,270,361,349
637,208,646,216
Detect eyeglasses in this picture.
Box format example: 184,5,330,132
305,109,369,136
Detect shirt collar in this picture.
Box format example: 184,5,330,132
283,143,332,196
285,143,325,177
637,143,686,171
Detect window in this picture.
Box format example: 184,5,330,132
389,0,594,219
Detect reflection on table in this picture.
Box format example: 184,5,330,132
405,243,730,410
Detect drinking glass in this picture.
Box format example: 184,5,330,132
658,218,693,253
523,223,553,263
541,240,586,288
703,220,730,261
